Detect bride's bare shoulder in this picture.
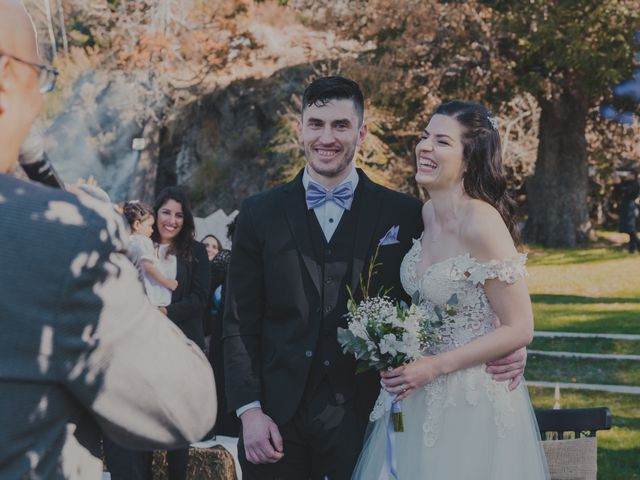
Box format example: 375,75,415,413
461,200,517,261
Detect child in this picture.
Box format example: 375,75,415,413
122,201,177,306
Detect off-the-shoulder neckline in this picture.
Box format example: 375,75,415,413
411,236,526,283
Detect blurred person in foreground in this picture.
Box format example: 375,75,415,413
0,1,216,479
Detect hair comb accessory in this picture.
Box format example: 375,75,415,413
488,115,498,130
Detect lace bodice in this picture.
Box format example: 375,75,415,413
400,238,527,354
369,238,530,447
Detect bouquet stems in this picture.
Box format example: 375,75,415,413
391,400,404,432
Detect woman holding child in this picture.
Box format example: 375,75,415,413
104,186,210,480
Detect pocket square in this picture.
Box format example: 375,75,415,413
379,225,400,246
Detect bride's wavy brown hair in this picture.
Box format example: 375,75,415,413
433,100,520,244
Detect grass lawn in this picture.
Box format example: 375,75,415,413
529,387,640,480
525,232,640,479
526,234,640,334
531,337,640,355
526,354,640,386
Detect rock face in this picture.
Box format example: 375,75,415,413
156,64,315,215
46,72,148,203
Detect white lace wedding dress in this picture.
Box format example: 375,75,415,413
352,239,549,480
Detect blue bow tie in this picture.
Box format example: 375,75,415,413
306,180,354,210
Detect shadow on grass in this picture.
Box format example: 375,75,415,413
533,308,640,334
532,294,640,305
598,448,640,480
526,247,633,266
612,416,640,428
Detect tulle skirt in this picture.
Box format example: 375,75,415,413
352,366,549,480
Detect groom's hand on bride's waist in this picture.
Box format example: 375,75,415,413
240,408,285,464
485,347,527,391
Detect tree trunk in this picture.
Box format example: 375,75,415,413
523,89,593,247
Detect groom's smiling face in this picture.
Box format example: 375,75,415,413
297,98,367,188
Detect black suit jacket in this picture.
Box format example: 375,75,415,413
166,241,210,350
223,169,422,425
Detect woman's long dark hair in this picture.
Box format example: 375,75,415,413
434,100,520,244
151,186,196,260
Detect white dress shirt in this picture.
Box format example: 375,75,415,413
302,165,359,242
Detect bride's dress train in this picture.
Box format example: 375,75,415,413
352,239,549,479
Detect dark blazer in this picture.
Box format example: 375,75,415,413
223,169,423,425
166,241,210,350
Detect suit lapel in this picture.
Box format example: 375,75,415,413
282,170,322,294
349,169,383,293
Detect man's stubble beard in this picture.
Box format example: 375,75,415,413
305,142,358,180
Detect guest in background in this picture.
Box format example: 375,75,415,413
105,187,211,480
614,168,639,253
207,218,239,437
152,187,212,478
202,234,222,262
123,200,178,301
202,234,223,352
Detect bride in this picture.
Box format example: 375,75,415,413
352,101,549,479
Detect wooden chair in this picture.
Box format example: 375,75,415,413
535,407,612,480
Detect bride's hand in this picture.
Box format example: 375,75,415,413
380,357,441,401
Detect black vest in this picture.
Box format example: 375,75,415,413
304,194,362,403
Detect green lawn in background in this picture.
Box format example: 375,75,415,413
526,354,640,386
529,387,640,480
526,233,640,335
531,337,640,355
525,233,640,479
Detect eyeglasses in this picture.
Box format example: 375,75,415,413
0,51,59,93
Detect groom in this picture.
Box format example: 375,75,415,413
223,76,525,479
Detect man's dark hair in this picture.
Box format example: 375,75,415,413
301,76,365,125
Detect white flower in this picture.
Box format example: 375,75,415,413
379,333,400,356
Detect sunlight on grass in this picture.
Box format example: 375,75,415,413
526,247,640,334
527,258,640,298
532,302,640,334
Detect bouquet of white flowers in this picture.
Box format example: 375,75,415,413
337,296,424,432
337,242,426,432
337,297,425,374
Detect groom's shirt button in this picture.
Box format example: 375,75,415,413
305,350,313,358
328,218,334,223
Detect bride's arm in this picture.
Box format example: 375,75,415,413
382,203,533,399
